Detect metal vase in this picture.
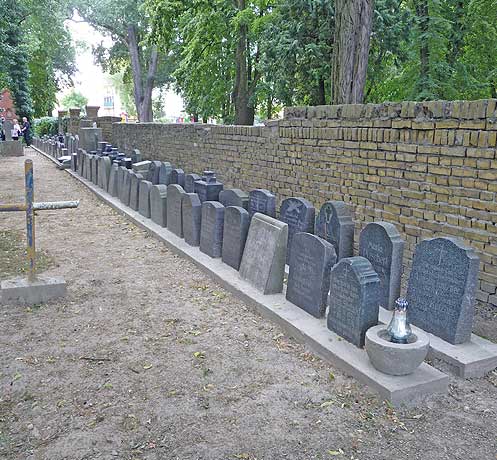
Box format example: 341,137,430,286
387,298,413,344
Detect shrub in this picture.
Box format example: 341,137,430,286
33,117,58,136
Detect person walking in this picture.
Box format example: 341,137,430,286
0,117,5,141
12,119,21,140
21,116,31,146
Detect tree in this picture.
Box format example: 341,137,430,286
60,90,89,110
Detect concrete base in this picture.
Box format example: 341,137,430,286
0,140,23,157
1,276,67,306
379,307,497,378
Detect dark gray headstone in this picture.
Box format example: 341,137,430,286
219,189,249,210
182,193,202,246
138,180,153,218
150,184,168,227
147,160,162,184
158,162,173,185
200,201,225,258
119,169,133,207
167,184,186,237
315,201,354,260
98,157,111,191
222,206,250,270
406,237,480,344
171,169,185,188
108,164,119,196
327,256,380,348
359,222,405,310
129,173,144,211
90,155,98,184
117,166,128,201
195,171,224,203
279,197,315,263
71,153,77,172
185,174,202,193
286,233,337,318
248,189,276,218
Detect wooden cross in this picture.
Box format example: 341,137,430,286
0,159,79,281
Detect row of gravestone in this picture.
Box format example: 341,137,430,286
71,148,480,351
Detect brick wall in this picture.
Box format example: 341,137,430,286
97,116,121,145
112,99,497,309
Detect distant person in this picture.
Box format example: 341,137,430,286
0,117,5,141
12,119,21,140
21,116,32,146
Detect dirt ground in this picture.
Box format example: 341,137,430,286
1,150,496,460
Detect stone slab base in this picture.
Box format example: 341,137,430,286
0,141,23,157
1,276,67,306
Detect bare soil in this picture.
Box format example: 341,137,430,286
0,150,496,460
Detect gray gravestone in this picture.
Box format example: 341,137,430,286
129,173,144,211
98,157,112,191
200,201,225,258
108,164,119,196
195,171,224,203
286,233,337,318
359,222,405,310
132,160,151,175
167,184,186,237
315,201,354,260
239,213,288,294
279,197,315,263
219,189,249,210
147,160,162,184
171,169,185,188
90,156,98,184
119,169,133,207
406,237,480,344
84,154,91,180
150,184,168,227
159,162,173,185
71,153,77,172
131,149,142,163
248,189,276,218
185,174,202,193
117,166,128,201
327,256,380,347
138,180,153,218
182,193,202,246
222,206,250,270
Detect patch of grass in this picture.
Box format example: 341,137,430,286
0,230,54,279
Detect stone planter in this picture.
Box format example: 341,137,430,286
365,325,430,376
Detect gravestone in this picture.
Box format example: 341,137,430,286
90,155,98,184
222,206,250,270
219,189,249,210
84,154,92,180
315,201,354,260
159,162,173,185
406,237,480,344
359,222,405,310
279,197,315,263
117,166,128,201
327,256,380,348
132,160,151,175
171,169,185,188
185,173,202,193
200,202,225,258
286,233,336,318
150,184,168,227
138,180,153,218
248,189,276,218
71,153,77,172
239,213,288,294
195,171,224,203
147,160,162,184
182,193,202,246
167,184,186,237
98,157,112,191
108,164,119,196
129,173,144,211
119,169,133,206
131,149,142,163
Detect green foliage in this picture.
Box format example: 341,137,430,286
60,90,89,111
33,117,59,136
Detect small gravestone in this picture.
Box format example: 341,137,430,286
131,149,142,163
239,213,288,294
182,193,202,246
327,256,380,347
315,201,354,260
167,184,186,237
98,157,112,191
171,169,185,188
185,173,202,193
286,233,336,318
279,197,315,263
159,162,173,185
222,206,250,270
150,184,168,227
248,189,276,218
195,171,224,203
200,202,225,258
117,166,128,201
406,237,480,344
90,156,98,184
84,154,92,180
138,180,153,218
108,164,119,196
359,222,405,310
219,189,249,210
119,169,133,206
129,173,144,211
147,160,162,184
132,160,151,175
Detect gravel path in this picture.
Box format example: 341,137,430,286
0,150,496,460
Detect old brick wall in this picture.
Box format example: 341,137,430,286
112,99,497,309
98,116,121,145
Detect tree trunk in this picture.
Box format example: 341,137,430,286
416,0,430,85
317,78,326,105
332,0,374,104
266,94,273,120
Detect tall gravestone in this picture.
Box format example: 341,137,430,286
171,169,185,188
129,173,144,211
219,189,249,210
159,162,173,185
98,157,112,191
108,164,119,196
200,202,225,258
185,174,202,193
167,184,186,237
117,166,128,201
182,193,202,246
119,169,133,207
138,180,153,218
150,184,168,227
279,197,315,263
222,206,250,270
406,237,479,344
359,222,405,310
147,161,162,185
195,171,224,203
327,257,380,347
286,233,336,318
90,156,98,184
248,189,276,218
315,201,354,260
239,213,288,294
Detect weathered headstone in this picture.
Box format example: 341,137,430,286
286,233,336,318
219,189,249,210
98,157,112,191
182,193,202,246
279,197,315,263
158,162,173,185
406,237,480,344
327,256,380,347
71,153,77,172
315,201,354,260
195,171,224,203
171,169,185,188
150,184,168,227
185,173,202,193
131,149,142,163
222,206,250,270
117,166,128,201
200,202,225,258
108,164,119,196
359,222,405,310
239,213,288,294
129,173,144,211
119,169,133,207
248,189,276,218
166,184,186,237
147,160,162,184
138,180,153,218
90,155,98,184
132,160,151,175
